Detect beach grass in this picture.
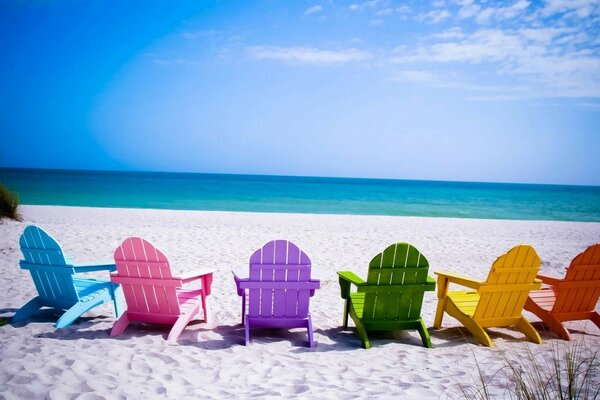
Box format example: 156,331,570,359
448,337,600,399
0,184,20,221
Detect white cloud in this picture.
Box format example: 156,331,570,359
393,29,532,63
247,46,371,64
348,1,382,11
541,0,600,18
417,9,452,23
305,5,324,15
390,24,600,97
431,28,467,39
458,0,532,24
457,0,481,19
518,27,572,43
375,5,412,16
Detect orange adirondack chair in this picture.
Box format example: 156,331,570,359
434,245,542,346
525,243,600,340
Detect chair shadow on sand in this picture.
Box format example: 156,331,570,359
30,317,205,342
428,320,599,348
300,327,429,352
5,308,112,330
15,314,600,349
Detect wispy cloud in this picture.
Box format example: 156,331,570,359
304,5,323,16
247,46,371,64
390,69,522,92
391,28,600,97
375,6,412,16
349,1,383,11
540,0,600,18
169,0,600,99
416,9,452,23
456,0,532,24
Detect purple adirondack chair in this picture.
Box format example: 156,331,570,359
110,237,213,344
233,240,320,347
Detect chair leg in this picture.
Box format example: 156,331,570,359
245,317,251,346
417,318,432,348
12,296,42,323
241,293,246,325
342,299,349,329
307,316,314,348
516,316,542,344
110,312,130,337
56,299,104,329
433,298,446,329
348,304,370,349
446,300,493,346
201,293,208,323
112,285,126,318
167,305,199,344
590,312,600,331
434,275,449,329
525,298,570,340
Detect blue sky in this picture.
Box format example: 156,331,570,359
1,0,599,185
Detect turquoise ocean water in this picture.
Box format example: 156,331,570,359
1,168,599,222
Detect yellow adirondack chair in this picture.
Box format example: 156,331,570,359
433,245,542,346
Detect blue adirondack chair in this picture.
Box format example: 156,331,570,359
12,225,124,328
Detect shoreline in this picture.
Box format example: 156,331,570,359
1,205,599,398
13,203,600,224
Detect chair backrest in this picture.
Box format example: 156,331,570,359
553,243,600,313
247,240,313,319
113,237,181,316
474,245,540,320
360,242,430,322
19,225,78,304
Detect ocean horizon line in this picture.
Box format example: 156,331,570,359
1,166,598,189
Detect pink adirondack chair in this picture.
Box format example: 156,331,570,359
109,237,213,344
233,240,320,347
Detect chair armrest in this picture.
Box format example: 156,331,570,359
309,279,320,297
337,271,364,300
536,274,562,286
174,270,214,296
425,276,436,290
232,271,247,296
73,262,117,273
337,271,365,285
175,269,214,283
434,271,483,289
435,270,483,300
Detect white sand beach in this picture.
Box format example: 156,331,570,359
1,205,599,399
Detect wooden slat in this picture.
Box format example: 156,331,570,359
361,243,432,322
112,237,181,316
475,245,540,320
243,240,316,320
19,226,78,304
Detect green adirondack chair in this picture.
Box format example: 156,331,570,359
338,242,436,349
